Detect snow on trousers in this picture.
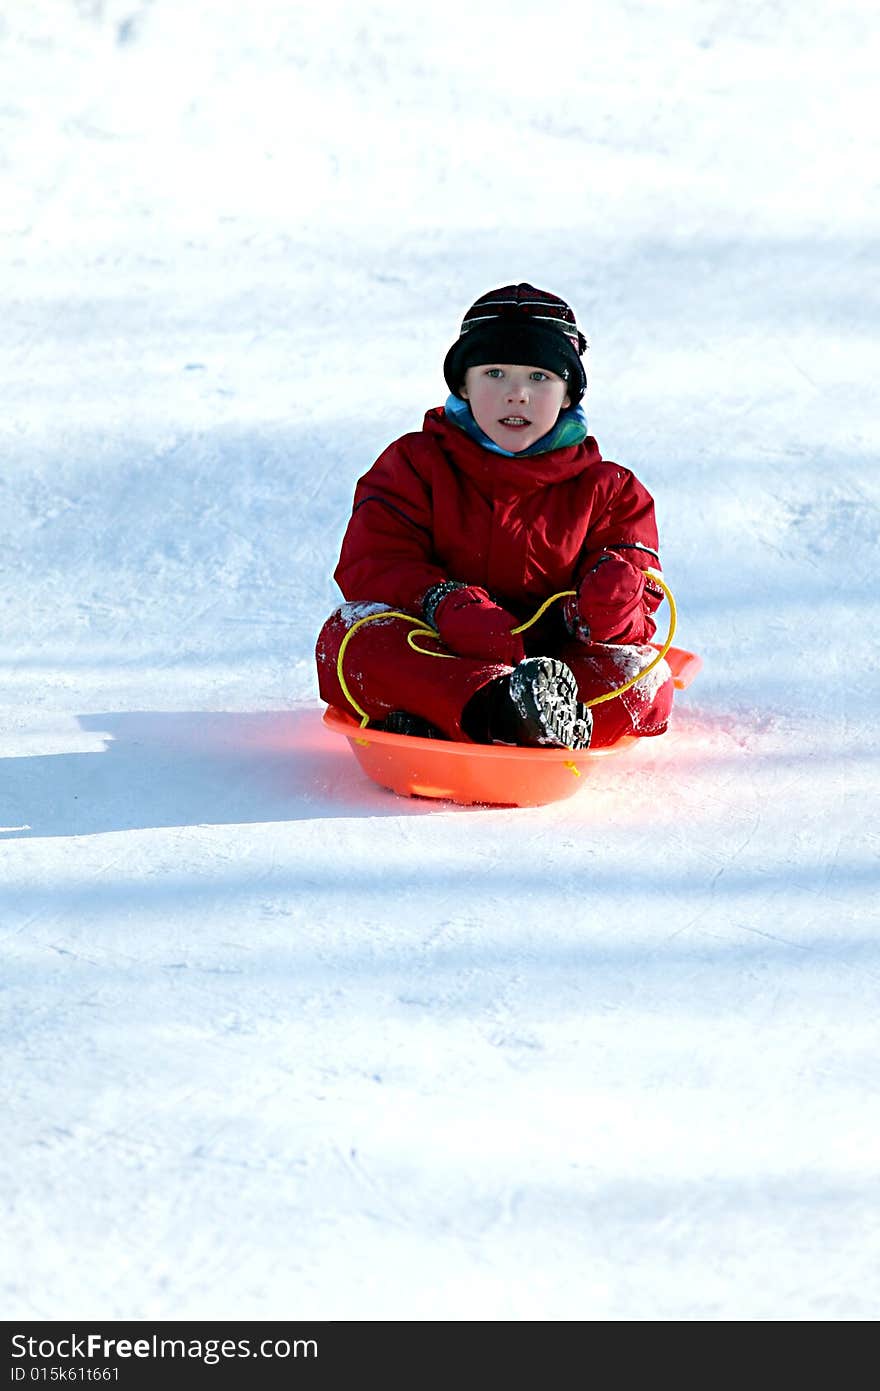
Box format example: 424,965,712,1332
316,603,674,748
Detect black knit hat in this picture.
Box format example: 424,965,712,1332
443,283,588,405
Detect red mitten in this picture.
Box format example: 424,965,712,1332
433,585,525,665
563,556,649,644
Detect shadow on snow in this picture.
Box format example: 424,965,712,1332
0,706,457,838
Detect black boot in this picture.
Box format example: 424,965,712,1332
379,711,444,739
464,657,592,749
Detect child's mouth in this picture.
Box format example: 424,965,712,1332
499,416,530,429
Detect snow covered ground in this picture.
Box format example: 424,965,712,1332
1,0,878,1321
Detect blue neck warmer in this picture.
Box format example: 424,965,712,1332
444,393,589,457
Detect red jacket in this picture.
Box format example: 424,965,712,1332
334,407,663,643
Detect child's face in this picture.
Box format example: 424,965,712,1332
460,363,571,453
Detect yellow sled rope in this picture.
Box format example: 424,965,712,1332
336,572,676,746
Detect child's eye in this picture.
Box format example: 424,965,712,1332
530,371,548,382
485,368,503,378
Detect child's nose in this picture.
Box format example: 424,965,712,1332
507,381,529,401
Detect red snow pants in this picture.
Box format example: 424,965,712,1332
316,603,674,749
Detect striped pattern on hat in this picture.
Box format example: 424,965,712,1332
459,284,587,355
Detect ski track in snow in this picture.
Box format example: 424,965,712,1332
1,0,879,1321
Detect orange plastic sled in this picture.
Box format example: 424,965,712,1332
323,645,702,808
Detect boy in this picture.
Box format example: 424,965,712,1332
316,283,673,751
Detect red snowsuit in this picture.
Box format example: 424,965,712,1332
316,407,674,747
